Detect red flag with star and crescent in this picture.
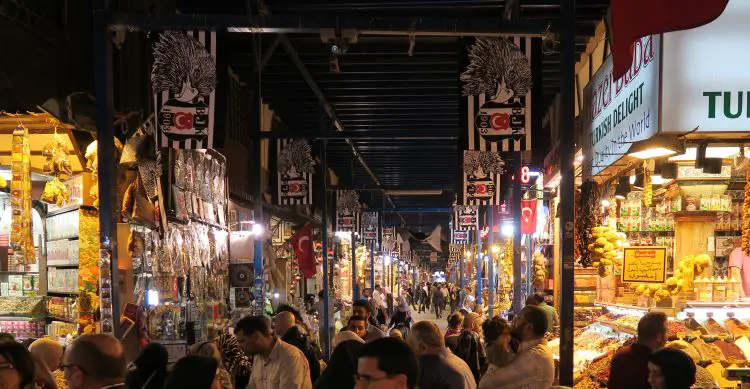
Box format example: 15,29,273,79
291,224,316,278
520,199,538,234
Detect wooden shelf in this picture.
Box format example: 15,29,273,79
672,211,724,222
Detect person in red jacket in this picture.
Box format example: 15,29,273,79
608,312,668,389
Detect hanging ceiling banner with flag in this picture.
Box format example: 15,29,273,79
452,229,470,244
152,31,224,149
382,227,395,252
290,224,316,278
520,199,539,234
454,206,479,231
274,139,314,205
459,36,540,205
361,212,379,244
336,190,361,232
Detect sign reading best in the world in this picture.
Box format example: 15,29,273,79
660,0,749,132
583,35,661,176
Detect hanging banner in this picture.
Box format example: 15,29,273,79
520,199,538,234
452,230,470,244
290,224,316,279
461,37,540,152
382,227,395,252
275,139,314,205
152,31,219,149
336,190,361,231
454,206,479,230
463,150,505,205
361,212,379,244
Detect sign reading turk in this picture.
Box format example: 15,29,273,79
584,35,661,176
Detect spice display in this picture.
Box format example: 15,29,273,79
734,336,750,359
725,318,750,338
684,317,709,335
694,366,716,389
706,362,736,388
666,340,702,362
703,318,730,336
666,320,689,339
691,338,727,362
712,339,745,361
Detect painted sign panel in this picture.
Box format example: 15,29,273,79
622,246,667,283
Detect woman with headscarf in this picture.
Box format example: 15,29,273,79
389,291,412,340
213,333,252,389
124,342,168,389
314,332,365,389
189,341,233,389
163,355,222,389
647,348,696,389
28,337,62,389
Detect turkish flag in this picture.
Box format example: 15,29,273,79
520,199,538,234
291,224,316,279
610,0,729,80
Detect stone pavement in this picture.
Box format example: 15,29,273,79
411,307,449,333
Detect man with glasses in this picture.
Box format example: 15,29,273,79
62,334,127,389
235,315,312,389
355,337,418,389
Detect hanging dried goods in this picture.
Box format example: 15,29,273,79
577,180,602,267
532,252,547,289
587,226,627,277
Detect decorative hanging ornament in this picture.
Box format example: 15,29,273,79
336,190,361,231
277,139,315,205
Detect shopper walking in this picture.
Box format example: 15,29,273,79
418,284,428,314
163,355,222,389
63,334,128,389
433,285,446,319
352,300,386,342
408,321,476,389
482,317,515,368
188,341,234,389
0,340,36,389
372,285,388,326
234,315,312,389
355,337,419,389
214,333,253,389
125,342,169,389
313,337,363,389
608,312,668,389
454,312,486,383
478,306,554,389
274,311,321,383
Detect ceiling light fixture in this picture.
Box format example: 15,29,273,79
627,134,685,159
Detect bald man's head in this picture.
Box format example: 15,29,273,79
64,334,126,389
274,311,296,336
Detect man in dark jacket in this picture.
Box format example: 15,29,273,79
454,312,486,383
608,311,668,389
274,311,321,382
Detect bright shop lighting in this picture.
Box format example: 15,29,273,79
251,223,264,237
384,256,392,265
601,198,610,207
273,292,280,299
491,245,501,253
147,290,159,306
668,146,740,161
501,224,514,237
335,231,352,242
626,134,685,159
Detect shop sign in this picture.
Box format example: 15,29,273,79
661,0,750,133
583,35,661,176
361,212,379,243
454,206,479,230
622,246,667,283
453,230,470,244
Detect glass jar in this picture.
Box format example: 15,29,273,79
713,276,727,302
727,277,741,301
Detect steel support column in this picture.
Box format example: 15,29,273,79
370,242,375,292
93,8,121,338
513,153,523,314
559,0,577,384
252,35,265,311
352,231,359,300
319,138,331,358
475,222,482,305
488,206,495,317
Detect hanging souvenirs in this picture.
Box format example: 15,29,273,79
277,139,315,205
41,133,72,178
10,124,34,266
381,227,396,253
336,190,361,231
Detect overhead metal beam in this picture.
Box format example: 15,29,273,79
249,130,458,140
257,33,282,72
278,35,406,224
107,13,548,37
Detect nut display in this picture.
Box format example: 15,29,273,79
532,252,547,289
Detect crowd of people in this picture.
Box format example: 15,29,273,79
0,284,704,389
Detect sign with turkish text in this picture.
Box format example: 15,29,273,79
622,246,667,283
583,35,661,176
660,0,749,132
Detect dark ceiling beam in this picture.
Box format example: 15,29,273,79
278,34,406,223
256,33,282,72
108,13,547,37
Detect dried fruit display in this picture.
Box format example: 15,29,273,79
633,254,712,302
532,252,547,289
10,124,34,266
666,320,689,339
577,180,602,268
666,340,702,362
587,226,627,277
587,352,614,383
573,377,599,389
744,165,750,255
